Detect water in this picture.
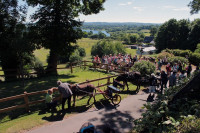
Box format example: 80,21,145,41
82,29,110,37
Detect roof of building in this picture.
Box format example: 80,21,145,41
143,36,154,43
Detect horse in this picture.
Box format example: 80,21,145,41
69,83,96,107
113,71,142,93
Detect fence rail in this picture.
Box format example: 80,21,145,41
0,60,130,79
0,75,118,113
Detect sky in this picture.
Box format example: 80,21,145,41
25,0,200,24
79,0,200,23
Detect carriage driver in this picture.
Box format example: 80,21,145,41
57,81,73,111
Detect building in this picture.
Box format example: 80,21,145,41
143,36,154,43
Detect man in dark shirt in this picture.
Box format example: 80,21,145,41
57,81,73,110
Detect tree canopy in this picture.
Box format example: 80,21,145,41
27,0,106,74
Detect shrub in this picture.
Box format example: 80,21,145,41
133,61,156,76
168,56,189,64
189,53,200,66
33,58,45,77
69,54,82,63
164,49,192,57
91,40,126,57
78,47,86,57
157,51,174,59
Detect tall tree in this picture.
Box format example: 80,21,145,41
188,19,200,51
27,0,106,74
0,0,35,81
188,0,200,14
150,27,157,37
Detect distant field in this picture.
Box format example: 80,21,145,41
33,38,137,65
33,48,49,66
76,38,98,60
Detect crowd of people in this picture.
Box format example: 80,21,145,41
92,53,139,69
93,53,200,96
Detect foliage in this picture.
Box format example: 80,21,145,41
27,0,106,74
78,47,86,57
157,51,174,59
195,43,200,53
168,56,189,64
189,53,200,66
133,72,200,133
133,61,156,76
0,0,37,81
32,58,45,77
188,0,200,14
164,49,200,65
91,40,126,57
155,19,192,52
150,27,158,37
189,19,200,51
174,115,200,133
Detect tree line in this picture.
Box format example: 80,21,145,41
155,19,200,52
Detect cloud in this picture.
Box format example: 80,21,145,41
173,7,190,11
133,6,145,12
119,2,132,6
162,5,190,11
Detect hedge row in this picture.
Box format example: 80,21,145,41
163,49,200,65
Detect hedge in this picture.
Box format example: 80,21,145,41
189,53,200,66
157,52,174,59
168,56,189,64
164,49,200,66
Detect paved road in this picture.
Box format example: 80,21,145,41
28,91,150,133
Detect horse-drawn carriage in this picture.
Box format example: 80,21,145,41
70,83,122,106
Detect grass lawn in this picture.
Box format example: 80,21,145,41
34,48,49,66
0,67,139,133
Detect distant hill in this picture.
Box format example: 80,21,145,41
83,22,161,26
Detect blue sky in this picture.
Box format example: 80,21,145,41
25,0,200,23
79,0,200,23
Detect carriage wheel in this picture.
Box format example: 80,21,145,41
103,93,110,100
112,94,121,105
87,95,96,105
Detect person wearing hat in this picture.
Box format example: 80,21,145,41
57,81,73,110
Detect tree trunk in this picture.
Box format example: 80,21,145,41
46,49,58,75
1,57,18,81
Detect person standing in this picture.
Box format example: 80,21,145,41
187,63,192,77
161,71,168,94
149,73,157,95
169,71,177,87
57,81,73,110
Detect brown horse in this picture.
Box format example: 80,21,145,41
113,71,142,93
69,83,96,107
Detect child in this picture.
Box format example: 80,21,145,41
45,88,57,111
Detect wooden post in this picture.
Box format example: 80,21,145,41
24,91,29,112
107,77,110,85
70,63,73,73
94,62,96,70
106,64,109,73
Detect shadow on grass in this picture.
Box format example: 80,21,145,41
39,97,118,122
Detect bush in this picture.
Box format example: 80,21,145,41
91,40,126,57
157,51,174,59
168,56,189,64
133,61,156,76
69,54,82,63
164,49,192,57
189,53,200,66
78,47,86,57
33,58,45,77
